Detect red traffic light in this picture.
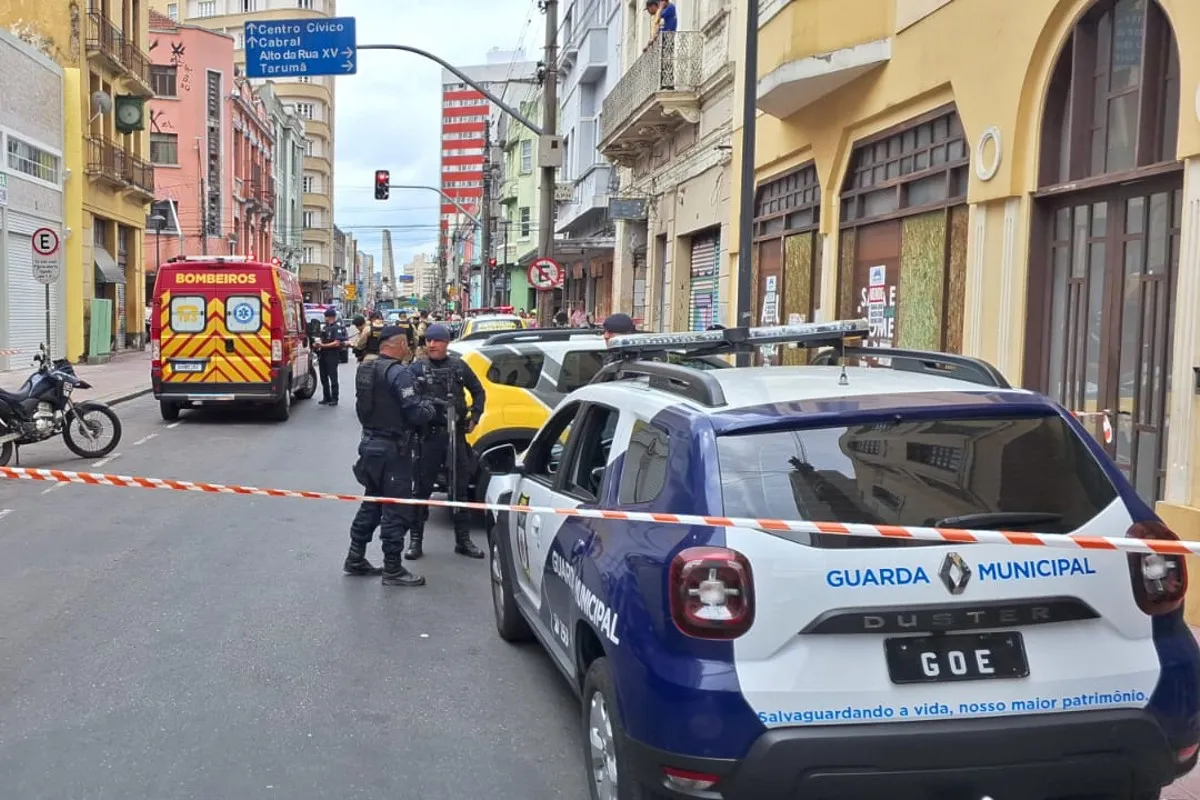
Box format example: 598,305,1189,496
488,258,497,268
374,170,390,200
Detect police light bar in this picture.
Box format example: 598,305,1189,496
606,319,870,354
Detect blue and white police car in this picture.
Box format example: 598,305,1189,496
480,320,1200,800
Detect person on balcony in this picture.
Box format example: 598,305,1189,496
646,0,678,88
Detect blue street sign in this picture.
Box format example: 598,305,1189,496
243,17,356,79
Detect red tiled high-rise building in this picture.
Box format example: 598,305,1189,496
439,51,538,293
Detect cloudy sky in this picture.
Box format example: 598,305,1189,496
333,0,538,271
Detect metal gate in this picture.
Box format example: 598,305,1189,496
7,214,63,359
689,230,719,331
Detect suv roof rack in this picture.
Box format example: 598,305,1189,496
605,319,870,360
481,329,603,346
593,360,727,406
810,346,1010,388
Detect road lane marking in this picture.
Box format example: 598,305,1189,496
41,482,67,494
133,434,157,446
91,453,120,468
166,422,181,429
0,509,10,521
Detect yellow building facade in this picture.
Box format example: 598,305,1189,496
730,0,1200,616
0,0,155,360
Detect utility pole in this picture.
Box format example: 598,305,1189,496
481,118,493,306
537,0,559,324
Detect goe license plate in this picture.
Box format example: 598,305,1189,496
884,632,1029,684
171,360,205,373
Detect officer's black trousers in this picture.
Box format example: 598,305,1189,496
413,430,472,535
348,436,416,558
318,354,340,401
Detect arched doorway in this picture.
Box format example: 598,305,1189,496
1024,0,1182,502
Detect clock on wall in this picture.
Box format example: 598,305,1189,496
114,95,145,134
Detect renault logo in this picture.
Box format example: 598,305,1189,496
939,552,972,595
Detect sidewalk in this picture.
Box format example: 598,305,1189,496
0,350,151,407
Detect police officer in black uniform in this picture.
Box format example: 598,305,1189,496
407,323,486,560
344,325,439,586
316,308,348,405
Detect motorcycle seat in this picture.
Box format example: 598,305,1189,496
0,385,31,403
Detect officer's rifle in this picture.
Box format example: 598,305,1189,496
422,363,460,504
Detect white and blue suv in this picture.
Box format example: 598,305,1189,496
481,320,1200,800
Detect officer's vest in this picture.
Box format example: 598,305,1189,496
355,357,411,435
420,356,468,420
364,321,383,355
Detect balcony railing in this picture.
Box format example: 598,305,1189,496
123,152,155,196
86,136,127,184
87,136,153,195
600,31,702,144
85,11,124,66
122,39,152,91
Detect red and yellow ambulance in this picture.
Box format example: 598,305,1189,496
150,256,317,422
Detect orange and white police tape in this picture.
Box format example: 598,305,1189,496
0,464,1192,557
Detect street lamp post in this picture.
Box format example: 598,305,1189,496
149,213,166,271
148,213,166,346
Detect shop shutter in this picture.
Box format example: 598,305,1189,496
7,216,63,360
689,231,719,331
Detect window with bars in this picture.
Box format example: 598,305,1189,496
753,163,820,239
840,110,969,225
150,65,177,97
6,135,59,183
150,133,178,165
1038,0,1179,187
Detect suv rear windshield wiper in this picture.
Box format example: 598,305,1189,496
933,512,1064,529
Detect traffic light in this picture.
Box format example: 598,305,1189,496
374,170,390,200
488,258,497,268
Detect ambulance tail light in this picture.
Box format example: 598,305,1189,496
271,339,283,363
1127,520,1188,616
669,546,754,639
151,340,160,362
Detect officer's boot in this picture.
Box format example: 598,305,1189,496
381,555,425,587
453,526,485,559
343,542,383,576
404,529,424,561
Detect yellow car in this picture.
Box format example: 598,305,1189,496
450,329,728,498
458,314,526,341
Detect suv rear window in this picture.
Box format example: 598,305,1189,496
486,352,544,388
716,414,1117,539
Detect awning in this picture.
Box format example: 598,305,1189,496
95,245,125,284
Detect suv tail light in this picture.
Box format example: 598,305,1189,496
1127,521,1188,615
271,339,283,362
669,546,754,639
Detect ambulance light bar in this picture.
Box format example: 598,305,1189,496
167,255,255,264
606,319,870,357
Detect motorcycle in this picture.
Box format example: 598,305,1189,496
0,343,122,466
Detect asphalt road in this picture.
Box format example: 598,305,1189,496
0,361,586,799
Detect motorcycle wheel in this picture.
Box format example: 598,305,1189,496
0,441,12,467
63,402,122,459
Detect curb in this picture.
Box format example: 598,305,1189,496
102,387,153,407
